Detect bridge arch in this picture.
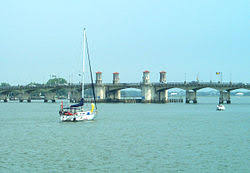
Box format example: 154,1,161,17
120,88,142,99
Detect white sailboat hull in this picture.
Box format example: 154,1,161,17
61,111,96,122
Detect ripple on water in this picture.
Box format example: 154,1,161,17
0,98,250,172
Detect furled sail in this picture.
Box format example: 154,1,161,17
70,98,84,108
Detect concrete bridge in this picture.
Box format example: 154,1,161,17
1,71,250,104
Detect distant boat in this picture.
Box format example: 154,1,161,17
216,104,225,111
59,29,97,122
235,92,244,96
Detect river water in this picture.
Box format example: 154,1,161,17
0,96,249,172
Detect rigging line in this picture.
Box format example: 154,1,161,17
85,33,98,110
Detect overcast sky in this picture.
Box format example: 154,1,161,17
0,0,249,85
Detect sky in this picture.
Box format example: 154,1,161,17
0,0,249,85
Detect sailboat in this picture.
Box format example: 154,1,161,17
59,28,97,122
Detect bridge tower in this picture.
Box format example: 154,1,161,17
109,72,121,100
185,90,197,104
143,70,150,84
141,71,156,102
219,90,231,104
160,71,166,83
95,72,106,100
113,72,120,84
96,71,102,84
159,71,168,102
107,72,121,100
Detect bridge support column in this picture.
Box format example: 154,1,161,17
159,90,168,103
44,92,56,103
18,93,31,102
142,85,156,103
95,72,106,101
186,90,197,104
141,71,157,103
107,90,121,100
0,94,8,102
219,91,231,104
95,85,106,101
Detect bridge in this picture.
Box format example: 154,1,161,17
1,71,250,104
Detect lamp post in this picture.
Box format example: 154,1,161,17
184,73,186,84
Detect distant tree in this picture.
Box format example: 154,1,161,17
0,82,11,87
27,82,43,87
46,78,67,86
56,88,68,97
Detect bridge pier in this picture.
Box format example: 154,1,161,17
141,71,158,103
159,90,168,103
186,90,197,104
44,92,56,103
18,93,31,102
141,85,156,103
95,72,106,101
0,94,8,102
107,91,121,100
219,91,231,104
95,86,106,100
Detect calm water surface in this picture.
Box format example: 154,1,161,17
0,97,249,172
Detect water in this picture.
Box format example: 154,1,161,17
0,97,249,172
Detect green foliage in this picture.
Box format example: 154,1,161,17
56,88,68,96
46,78,67,86
0,82,11,87
27,82,43,87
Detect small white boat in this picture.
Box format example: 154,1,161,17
216,104,225,111
59,28,97,122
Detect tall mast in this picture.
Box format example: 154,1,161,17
82,28,86,98
85,31,98,109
